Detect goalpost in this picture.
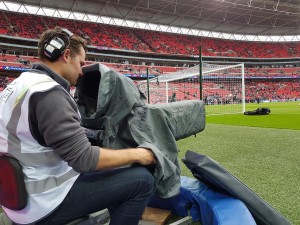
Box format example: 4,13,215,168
136,63,245,115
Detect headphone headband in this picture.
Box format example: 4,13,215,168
61,28,73,38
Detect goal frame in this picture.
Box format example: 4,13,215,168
137,63,245,115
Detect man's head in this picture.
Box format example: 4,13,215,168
38,27,87,86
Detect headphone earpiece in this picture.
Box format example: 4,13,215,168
44,28,73,61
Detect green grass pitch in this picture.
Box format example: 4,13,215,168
175,101,300,225
206,101,300,130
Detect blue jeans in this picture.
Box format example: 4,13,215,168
36,166,155,225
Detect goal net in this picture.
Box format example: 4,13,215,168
136,63,245,115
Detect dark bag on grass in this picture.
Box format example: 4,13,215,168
182,150,291,225
244,107,270,115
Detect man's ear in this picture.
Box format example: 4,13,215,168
62,49,71,62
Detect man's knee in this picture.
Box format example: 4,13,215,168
134,167,156,196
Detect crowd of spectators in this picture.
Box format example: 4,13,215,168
245,66,300,78
0,53,300,102
1,72,299,102
245,80,300,102
0,76,13,92
1,12,300,58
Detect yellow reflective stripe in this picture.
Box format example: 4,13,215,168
14,78,53,108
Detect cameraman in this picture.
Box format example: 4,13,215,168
0,27,156,225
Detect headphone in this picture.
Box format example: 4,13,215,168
44,28,74,61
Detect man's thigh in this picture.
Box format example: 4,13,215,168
36,166,154,225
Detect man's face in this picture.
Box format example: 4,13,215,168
63,47,86,86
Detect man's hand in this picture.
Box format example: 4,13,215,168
135,148,156,165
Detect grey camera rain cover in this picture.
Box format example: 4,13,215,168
75,63,206,198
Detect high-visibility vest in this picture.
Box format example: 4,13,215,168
0,72,79,224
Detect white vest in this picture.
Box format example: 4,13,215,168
0,72,79,224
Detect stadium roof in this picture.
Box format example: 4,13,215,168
1,0,300,42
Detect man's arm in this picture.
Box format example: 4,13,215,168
30,86,156,172
96,147,156,170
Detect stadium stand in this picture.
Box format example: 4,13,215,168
1,12,300,58
245,80,300,102
0,11,299,103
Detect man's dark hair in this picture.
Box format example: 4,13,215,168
38,26,87,62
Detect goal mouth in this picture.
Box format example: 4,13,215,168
137,63,245,115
